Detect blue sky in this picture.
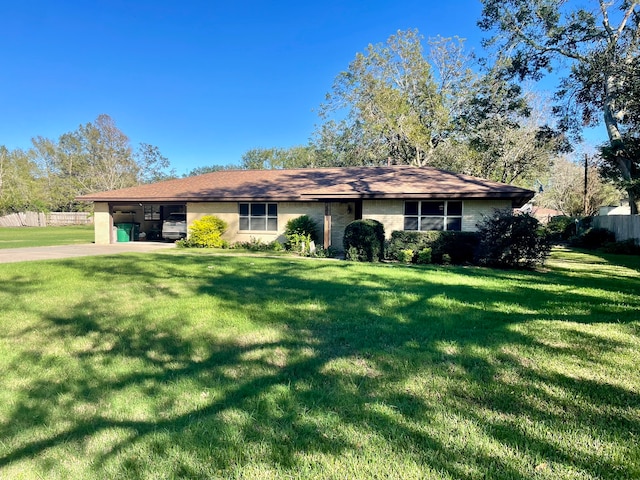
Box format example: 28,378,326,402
0,1,603,175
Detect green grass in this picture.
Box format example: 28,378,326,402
0,248,638,479
0,225,95,248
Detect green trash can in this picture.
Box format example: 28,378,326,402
115,223,132,242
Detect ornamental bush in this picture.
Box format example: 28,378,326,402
285,215,319,243
185,215,228,248
475,209,551,269
343,219,385,262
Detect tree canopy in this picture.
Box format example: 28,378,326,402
479,0,640,212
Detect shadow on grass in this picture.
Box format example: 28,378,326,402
0,251,638,479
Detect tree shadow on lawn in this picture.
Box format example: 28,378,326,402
0,253,638,479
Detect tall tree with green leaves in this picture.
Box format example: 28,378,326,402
479,0,640,213
0,147,46,214
318,29,450,166
135,143,177,183
31,114,173,210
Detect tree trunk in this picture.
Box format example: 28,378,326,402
603,76,638,214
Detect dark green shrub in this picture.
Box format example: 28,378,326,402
416,247,432,264
285,215,319,243
569,227,615,250
180,215,228,248
476,210,551,269
343,219,385,262
387,231,479,264
386,231,425,261
546,215,577,242
431,231,480,264
599,239,640,255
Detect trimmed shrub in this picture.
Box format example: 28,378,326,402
181,215,228,248
569,227,616,250
476,210,551,269
416,247,432,264
343,219,385,262
386,231,479,264
285,215,319,243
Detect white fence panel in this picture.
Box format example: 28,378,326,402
0,212,92,227
593,215,640,245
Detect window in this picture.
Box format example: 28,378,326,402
239,203,278,231
404,201,463,231
144,204,161,221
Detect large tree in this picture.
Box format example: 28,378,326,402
0,147,46,214
31,114,173,210
314,29,561,184
479,0,640,212
318,29,450,166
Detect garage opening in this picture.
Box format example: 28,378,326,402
111,203,186,242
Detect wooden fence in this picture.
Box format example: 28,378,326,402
592,215,640,245
0,212,93,227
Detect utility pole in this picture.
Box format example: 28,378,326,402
583,154,588,216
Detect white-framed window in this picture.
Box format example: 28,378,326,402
404,200,463,231
239,203,278,231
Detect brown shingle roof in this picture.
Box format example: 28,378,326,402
76,166,535,206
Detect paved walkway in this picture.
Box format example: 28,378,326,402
0,242,176,264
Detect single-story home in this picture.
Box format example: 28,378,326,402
76,166,535,247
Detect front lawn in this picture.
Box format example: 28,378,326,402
0,225,95,248
0,249,638,479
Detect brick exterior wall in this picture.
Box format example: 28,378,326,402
94,198,514,246
362,199,512,237
188,202,325,245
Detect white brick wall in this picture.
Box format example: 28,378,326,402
362,199,512,237
188,201,325,245
181,198,513,246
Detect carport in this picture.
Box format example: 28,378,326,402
103,202,186,243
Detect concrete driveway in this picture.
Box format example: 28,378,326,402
0,242,176,264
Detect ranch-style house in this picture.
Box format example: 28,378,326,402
77,165,535,247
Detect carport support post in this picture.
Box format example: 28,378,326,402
324,202,331,248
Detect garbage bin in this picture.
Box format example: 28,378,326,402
115,223,132,242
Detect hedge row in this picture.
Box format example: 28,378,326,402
386,230,480,265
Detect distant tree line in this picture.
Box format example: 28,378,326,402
0,114,175,214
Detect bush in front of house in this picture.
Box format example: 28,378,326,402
569,227,616,250
343,219,385,262
180,215,228,248
386,231,479,265
285,215,319,243
284,215,320,256
475,209,551,269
